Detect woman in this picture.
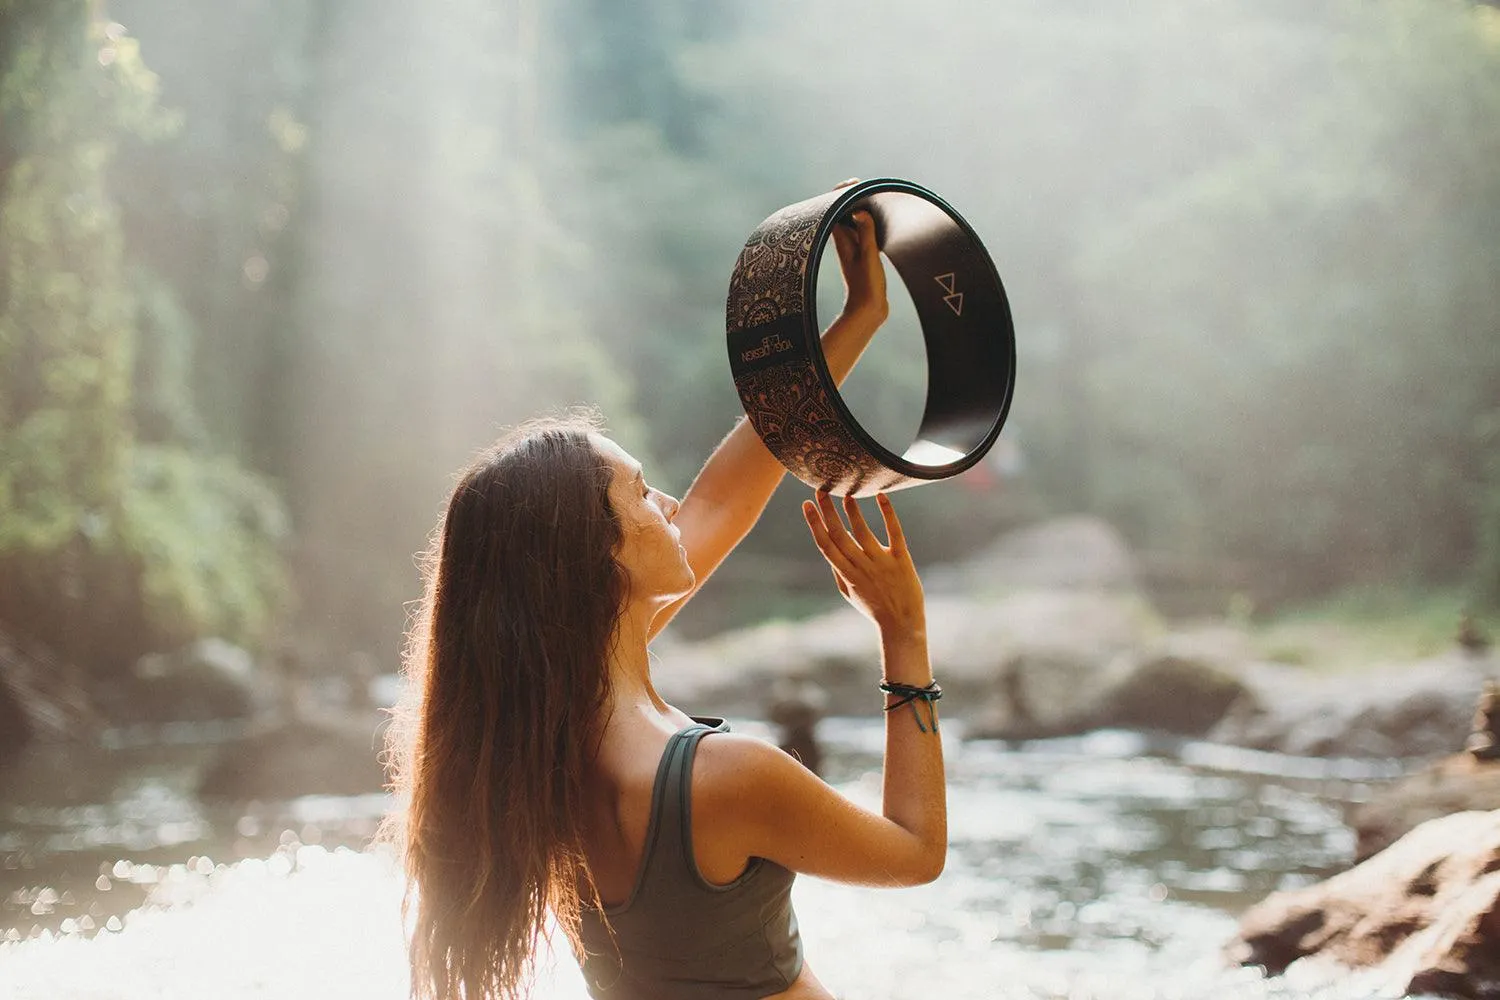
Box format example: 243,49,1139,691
384,199,946,1000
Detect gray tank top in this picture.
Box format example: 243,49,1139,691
577,719,803,999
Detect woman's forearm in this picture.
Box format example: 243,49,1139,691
684,304,887,511
822,301,889,386
879,624,946,879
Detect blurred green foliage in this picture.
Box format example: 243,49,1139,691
1076,1,1500,604
0,0,1497,674
1253,583,1500,670
0,1,287,667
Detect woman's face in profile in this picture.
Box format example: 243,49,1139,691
591,434,694,605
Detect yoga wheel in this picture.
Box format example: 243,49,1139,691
726,178,1015,497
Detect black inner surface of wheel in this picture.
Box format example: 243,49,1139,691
806,180,1014,479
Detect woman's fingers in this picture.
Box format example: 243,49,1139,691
852,209,878,251
802,498,855,574
815,490,868,566
831,220,856,267
842,494,883,551
832,210,874,262
876,493,907,554
846,210,876,256
806,491,923,623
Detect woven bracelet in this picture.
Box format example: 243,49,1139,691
878,680,943,734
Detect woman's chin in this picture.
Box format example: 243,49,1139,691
667,565,696,603
641,575,695,611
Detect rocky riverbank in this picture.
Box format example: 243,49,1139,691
654,517,1494,763
5,515,1495,802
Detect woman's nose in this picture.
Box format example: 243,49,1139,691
662,493,681,521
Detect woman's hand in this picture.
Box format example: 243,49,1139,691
829,179,888,325
802,490,924,637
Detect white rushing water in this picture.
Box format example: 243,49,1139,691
0,721,1429,1000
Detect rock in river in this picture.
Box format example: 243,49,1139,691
968,642,1250,742
1209,654,1488,760
1227,809,1500,999
1093,651,1249,736
654,588,1157,719
1351,753,1500,861
921,515,1139,595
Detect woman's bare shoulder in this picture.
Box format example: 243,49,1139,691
697,729,800,769
691,725,941,887
693,732,813,812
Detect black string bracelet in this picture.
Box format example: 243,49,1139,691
879,680,943,733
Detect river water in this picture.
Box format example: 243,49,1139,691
0,718,1425,999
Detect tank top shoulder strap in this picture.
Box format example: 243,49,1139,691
640,721,721,883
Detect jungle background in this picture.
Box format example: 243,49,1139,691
2,0,1499,721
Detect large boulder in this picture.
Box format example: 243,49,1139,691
1351,754,1500,861
653,589,1159,719
922,515,1138,595
1227,809,1500,999
105,638,263,723
1209,655,1487,760
967,634,1252,741
0,626,103,766
964,647,1110,740
1094,652,1249,736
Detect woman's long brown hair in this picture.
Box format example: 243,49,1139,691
380,413,625,1000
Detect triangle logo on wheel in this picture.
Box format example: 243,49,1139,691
943,292,964,316
934,272,956,294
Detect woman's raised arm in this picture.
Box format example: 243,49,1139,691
693,490,945,886
649,206,889,640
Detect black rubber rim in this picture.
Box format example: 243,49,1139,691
802,177,1016,480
